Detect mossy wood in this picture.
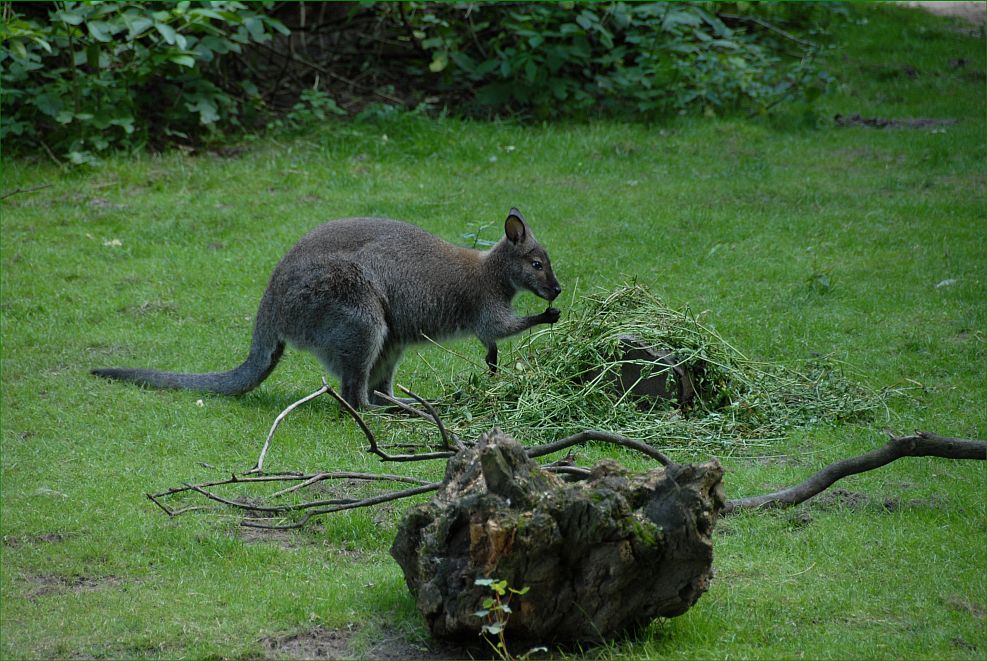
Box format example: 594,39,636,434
390,430,725,644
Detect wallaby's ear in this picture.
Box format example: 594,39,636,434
505,208,527,244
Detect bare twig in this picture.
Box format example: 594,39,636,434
269,470,432,498
160,471,436,516
242,482,441,530
0,184,53,200
150,471,424,499
398,384,459,449
146,492,213,517
526,430,673,466
248,379,331,474
375,384,462,451
39,140,65,168
723,431,986,513
329,386,456,462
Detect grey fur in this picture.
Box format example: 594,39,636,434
92,208,562,408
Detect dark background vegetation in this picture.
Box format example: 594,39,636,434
2,1,844,163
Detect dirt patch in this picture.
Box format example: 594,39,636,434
945,595,986,619
25,573,122,600
807,489,950,514
237,525,307,548
3,531,72,548
882,494,950,513
263,626,355,660
810,487,871,511
834,113,958,129
363,632,477,661
263,626,478,660
127,300,178,317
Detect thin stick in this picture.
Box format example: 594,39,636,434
39,140,64,168
145,471,427,500
0,184,53,200
420,332,486,370
248,379,331,474
398,384,462,450
325,385,383,455
723,432,986,513
374,386,462,451
526,430,673,466
372,390,433,419
241,482,440,530
330,387,456,462
269,471,432,498
149,472,313,500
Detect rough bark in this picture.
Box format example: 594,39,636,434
391,429,725,644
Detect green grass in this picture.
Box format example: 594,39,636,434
2,4,984,659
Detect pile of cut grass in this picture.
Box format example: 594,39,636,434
404,285,886,456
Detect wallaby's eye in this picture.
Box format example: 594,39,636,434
531,260,543,271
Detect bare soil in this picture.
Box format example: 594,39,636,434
24,573,123,601
262,626,475,660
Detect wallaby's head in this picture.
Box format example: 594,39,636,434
499,208,562,302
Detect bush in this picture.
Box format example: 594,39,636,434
396,2,840,119
1,2,845,162
0,1,287,163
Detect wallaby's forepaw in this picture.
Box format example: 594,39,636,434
542,307,561,324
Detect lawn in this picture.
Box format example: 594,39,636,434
1,4,984,659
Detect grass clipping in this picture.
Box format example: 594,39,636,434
404,285,884,456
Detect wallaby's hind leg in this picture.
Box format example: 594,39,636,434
368,344,416,406
309,317,386,410
340,371,372,410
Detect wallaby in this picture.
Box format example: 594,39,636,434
92,208,562,408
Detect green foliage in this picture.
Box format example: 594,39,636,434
401,2,840,119
1,2,846,160
473,578,541,660
0,1,288,163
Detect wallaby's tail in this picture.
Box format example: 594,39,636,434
91,304,284,396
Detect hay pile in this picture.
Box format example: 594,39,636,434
397,285,885,456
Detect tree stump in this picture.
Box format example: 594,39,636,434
390,430,725,644
581,334,696,408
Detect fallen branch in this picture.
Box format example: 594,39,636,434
396,384,463,451
328,386,457,462
0,183,53,200
526,429,672,466
371,388,461,451
241,482,440,530
723,431,986,513
152,379,984,530
246,379,456,473
147,470,432,517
